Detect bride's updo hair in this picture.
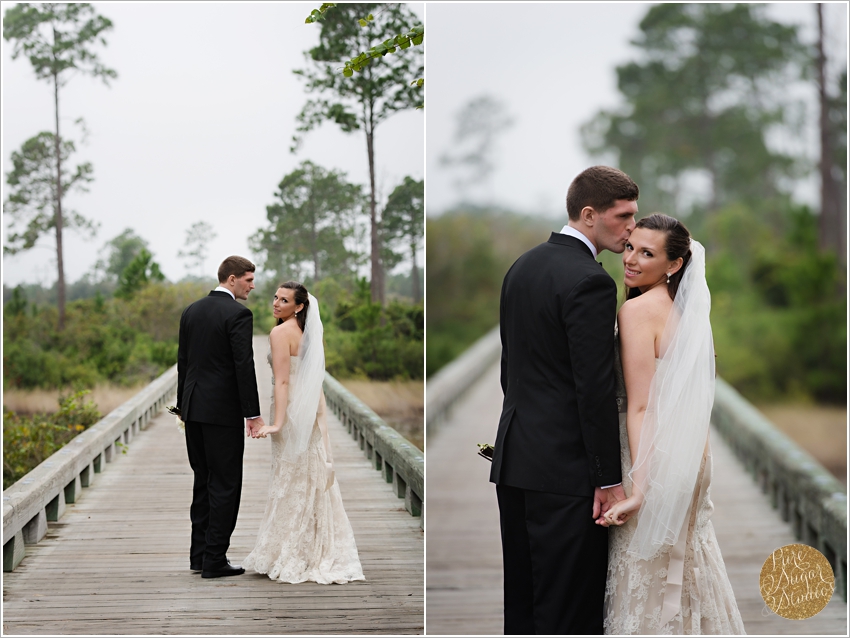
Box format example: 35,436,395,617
627,214,692,301
278,281,309,331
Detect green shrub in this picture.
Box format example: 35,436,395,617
3,390,101,489
2,282,202,392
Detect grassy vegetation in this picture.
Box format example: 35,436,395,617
3,383,148,417
339,379,423,451
757,403,847,483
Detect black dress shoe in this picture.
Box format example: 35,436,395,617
202,562,245,579
190,564,203,572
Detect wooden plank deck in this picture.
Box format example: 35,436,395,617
425,362,847,635
3,337,424,635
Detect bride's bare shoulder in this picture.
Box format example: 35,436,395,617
618,289,671,329
270,321,298,344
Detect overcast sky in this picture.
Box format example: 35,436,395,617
1,2,424,288
426,2,848,218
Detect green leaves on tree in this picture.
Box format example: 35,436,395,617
4,1,117,330
293,3,423,304
342,25,423,77
91,228,150,282
305,3,338,24
3,3,117,85
381,177,424,301
250,161,364,284
4,131,98,254
115,249,165,299
581,4,807,217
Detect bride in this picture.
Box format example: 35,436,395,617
243,281,365,585
601,214,745,634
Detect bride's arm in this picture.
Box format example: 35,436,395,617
604,299,659,523
257,326,292,437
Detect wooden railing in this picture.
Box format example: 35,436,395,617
426,326,501,437
323,374,424,530
3,366,177,572
427,325,848,600
712,379,847,601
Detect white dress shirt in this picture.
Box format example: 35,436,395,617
559,225,598,260
214,285,235,299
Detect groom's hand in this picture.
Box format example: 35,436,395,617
246,416,264,438
593,484,627,525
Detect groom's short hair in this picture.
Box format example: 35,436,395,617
218,256,255,283
566,166,639,221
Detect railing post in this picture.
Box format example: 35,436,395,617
64,475,82,504
80,463,94,488
23,510,48,544
3,532,25,572
45,493,65,521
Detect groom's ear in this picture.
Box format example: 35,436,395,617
580,206,596,226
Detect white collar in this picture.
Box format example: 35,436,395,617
214,285,235,300
559,225,598,259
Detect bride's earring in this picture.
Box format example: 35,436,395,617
666,273,671,284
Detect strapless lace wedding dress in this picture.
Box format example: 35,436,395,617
242,353,365,584
604,345,745,634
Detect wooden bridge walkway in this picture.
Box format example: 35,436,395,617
3,337,423,635
426,362,847,635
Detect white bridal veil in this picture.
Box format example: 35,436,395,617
280,293,325,462
627,239,715,560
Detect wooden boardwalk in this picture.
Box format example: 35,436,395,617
426,363,847,635
3,337,423,635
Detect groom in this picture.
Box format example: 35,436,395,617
490,166,638,634
177,255,265,578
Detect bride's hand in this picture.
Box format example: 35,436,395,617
601,495,641,526
255,423,282,438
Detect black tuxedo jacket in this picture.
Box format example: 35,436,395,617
489,233,622,496
176,291,261,427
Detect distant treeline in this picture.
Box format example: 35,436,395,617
427,203,846,405
3,273,423,395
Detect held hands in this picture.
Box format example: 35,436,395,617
599,494,642,527
246,416,265,438
593,484,628,526
254,422,283,438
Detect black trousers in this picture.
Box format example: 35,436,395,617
185,421,245,569
496,484,609,635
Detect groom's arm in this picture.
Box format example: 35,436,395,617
228,307,262,419
176,306,189,410
499,269,510,395
562,272,622,488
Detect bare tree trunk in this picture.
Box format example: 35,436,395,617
366,123,384,305
311,213,319,281
817,4,844,258
52,60,66,331
410,240,420,302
